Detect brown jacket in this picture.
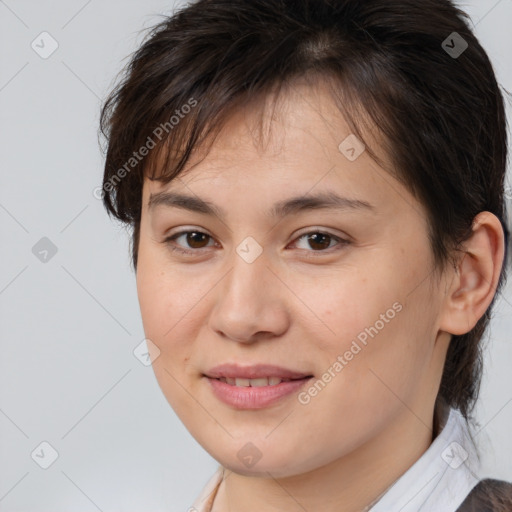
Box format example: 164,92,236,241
456,479,512,512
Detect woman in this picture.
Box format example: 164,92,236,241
99,0,512,510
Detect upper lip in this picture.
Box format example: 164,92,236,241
204,363,313,380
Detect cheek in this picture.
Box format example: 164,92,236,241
136,260,201,413
136,243,185,363
296,308,424,453
136,238,191,338
135,251,212,381
311,260,437,404
136,267,167,339
308,272,400,356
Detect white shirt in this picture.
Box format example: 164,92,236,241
190,404,482,512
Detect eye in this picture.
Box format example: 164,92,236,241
289,230,350,255
162,229,350,257
163,230,216,255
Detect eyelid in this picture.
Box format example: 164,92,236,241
292,225,351,242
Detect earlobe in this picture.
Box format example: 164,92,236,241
439,212,505,336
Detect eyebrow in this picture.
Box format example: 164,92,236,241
147,190,375,219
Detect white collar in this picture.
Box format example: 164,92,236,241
191,464,224,512
190,405,481,512
369,404,481,512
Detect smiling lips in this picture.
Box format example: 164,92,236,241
204,363,314,409
205,363,313,381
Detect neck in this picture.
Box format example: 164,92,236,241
212,406,437,512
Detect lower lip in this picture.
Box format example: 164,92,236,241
205,376,313,409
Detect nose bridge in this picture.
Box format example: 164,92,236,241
209,237,287,342
223,238,271,313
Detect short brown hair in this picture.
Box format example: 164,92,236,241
99,0,510,420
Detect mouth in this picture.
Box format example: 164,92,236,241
204,363,313,381
202,364,314,409
211,376,312,387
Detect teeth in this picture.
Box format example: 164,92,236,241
218,377,293,386
247,378,269,387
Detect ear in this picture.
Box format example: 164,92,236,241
439,211,505,336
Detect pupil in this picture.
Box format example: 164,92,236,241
309,233,330,250
188,232,208,248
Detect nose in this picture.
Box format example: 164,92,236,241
207,246,290,344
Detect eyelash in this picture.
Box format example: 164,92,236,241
162,229,350,258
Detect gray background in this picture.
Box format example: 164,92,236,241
0,1,511,511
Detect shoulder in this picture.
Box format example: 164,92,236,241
456,478,512,512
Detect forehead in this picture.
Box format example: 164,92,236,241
141,79,410,220
186,78,382,162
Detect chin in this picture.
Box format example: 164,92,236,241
206,443,311,478
221,459,299,478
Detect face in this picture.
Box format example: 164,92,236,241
136,81,451,477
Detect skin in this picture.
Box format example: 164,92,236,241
135,79,505,512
